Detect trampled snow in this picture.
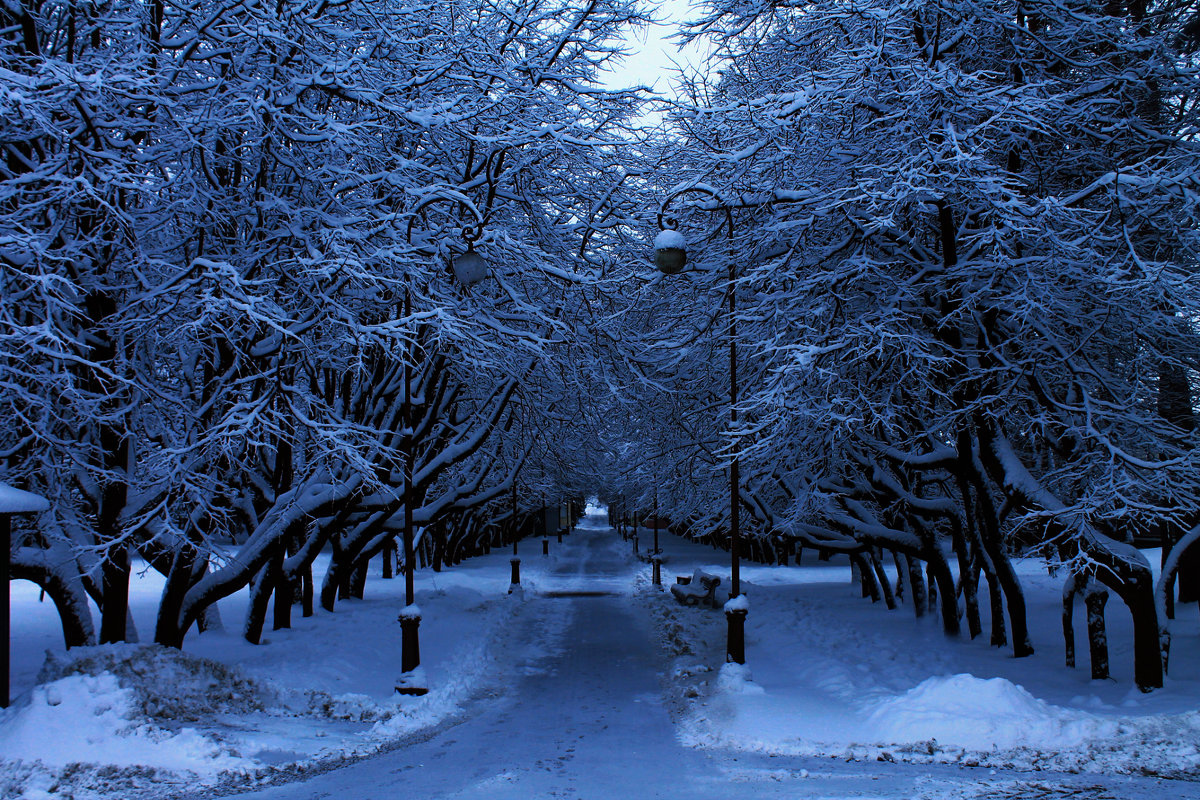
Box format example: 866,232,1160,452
1,541,578,798
3,508,1199,799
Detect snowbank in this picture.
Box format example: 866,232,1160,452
0,673,246,773
644,530,1200,780
1,544,575,799
865,674,1118,751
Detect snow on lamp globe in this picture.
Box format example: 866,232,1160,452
653,228,688,275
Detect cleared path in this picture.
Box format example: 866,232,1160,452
222,512,1200,800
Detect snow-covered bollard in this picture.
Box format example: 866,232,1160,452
396,604,428,696
653,228,688,275
724,594,750,665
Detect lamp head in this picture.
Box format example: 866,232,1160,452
653,228,688,275
452,249,488,287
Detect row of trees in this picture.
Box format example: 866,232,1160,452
603,0,1200,690
3,0,1197,694
1,0,644,648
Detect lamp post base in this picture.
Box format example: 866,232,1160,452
396,610,427,695
651,555,662,586
395,668,428,696
725,607,748,665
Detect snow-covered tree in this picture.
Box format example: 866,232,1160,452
625,0,1200,688
1,0,651,648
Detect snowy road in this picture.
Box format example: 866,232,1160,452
219,513,1200,800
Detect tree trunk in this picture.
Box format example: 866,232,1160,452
960,431,1033,656
382,539,395,579
892,550,907,602
972,479,1033,656
273,563,293,631
350,559,368,599
926,562,938,613
952,521,982,639
99,541,130,644
1110,574,1163,690
432,527,445,572
870,550,896,610
301,563,314,617
907,556,927,618
852,553,880,602
1062,572,1080,668
244,555,278,645
198,603,224,634
985,568,1007,648
1085,581,1110,681
155,546,198,647
926,549,960,636
1162,528,1176,619
11,557,95,648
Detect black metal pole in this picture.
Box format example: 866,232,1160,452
1,514,9,708
509,484,520,590
727,244,745,665
398,288,426,695
653,486,660,555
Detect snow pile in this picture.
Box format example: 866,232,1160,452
716,662,764,696
645,531,1200,780
0,544,568,799
0,672,246,773
38,644,272,721
864,674,1118,751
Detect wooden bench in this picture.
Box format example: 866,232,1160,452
670,569,721,608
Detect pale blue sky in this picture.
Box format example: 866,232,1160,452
600,0,711,94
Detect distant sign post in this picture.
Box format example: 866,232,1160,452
0,482,50,708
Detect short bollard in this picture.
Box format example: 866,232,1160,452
396,609,428,696
652,555,662,586
509,557,521,590
557,530,563,544
542,538,549,556
725,605,748,665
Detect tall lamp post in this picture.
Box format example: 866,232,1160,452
654,185,747,665
397,193,490,696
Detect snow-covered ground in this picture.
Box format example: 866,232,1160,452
639,529,1200,778
3,507,1199,800
2,540,572,799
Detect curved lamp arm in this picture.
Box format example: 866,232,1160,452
405,188,491,288
656,183,735,240
405,188,487,249
654,184,737,275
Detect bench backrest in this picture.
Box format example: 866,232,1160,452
691,569,720,589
